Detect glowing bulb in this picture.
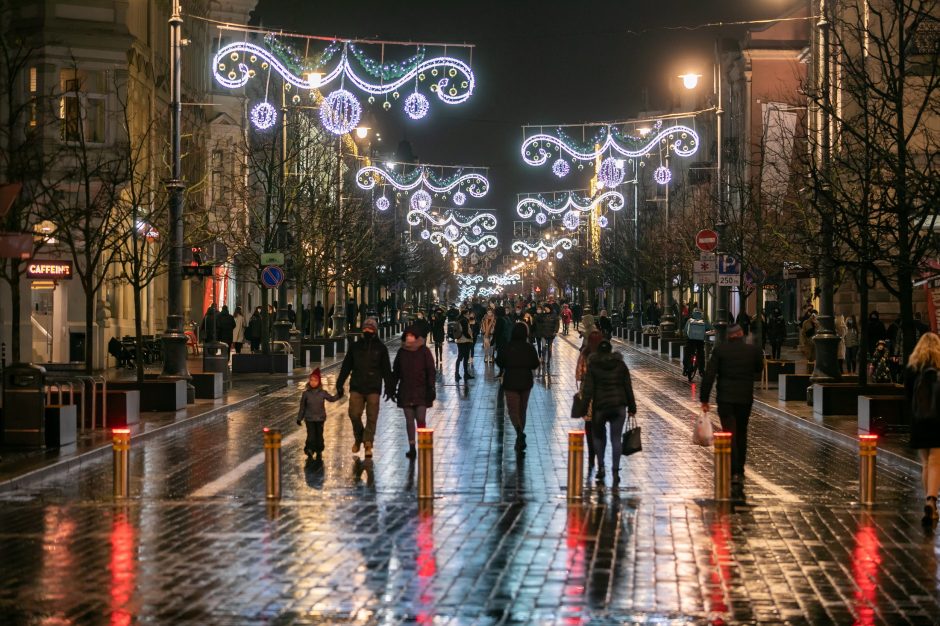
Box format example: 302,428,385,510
355,126,369,139
679,73,701,90
306,71,323,88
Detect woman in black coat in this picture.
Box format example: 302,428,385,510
905,332,940,525
429,308,446,366
391,328,437,459
495,321,540,452
581,340,637,485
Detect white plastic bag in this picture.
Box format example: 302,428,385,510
692,411,714,447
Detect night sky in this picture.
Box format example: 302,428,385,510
252,0,800,249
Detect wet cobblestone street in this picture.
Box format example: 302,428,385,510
2,336,940,624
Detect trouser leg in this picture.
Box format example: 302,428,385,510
605,408,627,472
403,407,416,444
313,421,324,453
363,393,380,443
304,420,316,452
505,390,524,432
348,392,366,443
591,414,608,469
717,402,750,476
584,417,596,464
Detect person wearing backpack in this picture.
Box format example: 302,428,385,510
905,332,940,525
683,309,711,382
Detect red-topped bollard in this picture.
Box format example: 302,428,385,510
263,428,282,500
567,431,585,500
859,434,878,505
112,428,131,498
713,432,732,501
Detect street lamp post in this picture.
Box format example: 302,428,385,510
659,153,677,338
160,0,190,381
331,137,347,339
272,89,291,342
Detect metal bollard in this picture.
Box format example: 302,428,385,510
859,434,878,505
567,430,584,500
713,432,732,501
112,428,131,498
263,428,282,500
417,428,434,499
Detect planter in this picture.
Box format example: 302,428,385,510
108,381,185,412
192,372,224,399
231,353,293,374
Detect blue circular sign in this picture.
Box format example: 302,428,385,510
260,265,284,289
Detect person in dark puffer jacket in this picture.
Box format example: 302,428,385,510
581,340,637,485
391,328,436,460
336,317,393,458
495,321,540,452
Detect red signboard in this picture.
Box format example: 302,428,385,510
26,260,73,280
695,229,719,252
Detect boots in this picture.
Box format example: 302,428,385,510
406,444,417,460
364,442,373,458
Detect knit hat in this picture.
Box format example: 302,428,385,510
362,317,379,332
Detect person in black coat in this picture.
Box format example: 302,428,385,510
766,309,788,360
429,308,446,365
313,301,325,337
391,328,436,459
247,307,262,352
904,332,940,525
580,340,637,484
699,324,764,492
215,305,236,348
495,322,540,452
336,317,393,458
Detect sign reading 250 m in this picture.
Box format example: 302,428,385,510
26,260,73,280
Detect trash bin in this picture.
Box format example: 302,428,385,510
3,363,47,446
202,341,230,374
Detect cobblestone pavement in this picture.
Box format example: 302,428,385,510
1,335,939,625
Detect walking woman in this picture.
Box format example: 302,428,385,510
232,306,246,354
905,332,940,525
481,309,496,363
391,328,436,459
576,330,605,472
580,340,638,485
844,315,860,373
496,321,540,452
430,307,446,366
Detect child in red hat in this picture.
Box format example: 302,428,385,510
296,368,339,461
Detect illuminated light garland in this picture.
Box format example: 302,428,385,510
457,243,470,257
440,247,448,257
429,231,498,249
211,41,475,118
562,211,580,230
250,102,277,130
552,158,570,178
406,209,497,230
356,165,489,198
404,92,430,119
511,238,574,256
410,190,432,211
453,191,466,206
487,273,521,286
653,165,672,185
320,88,362,135
420,229,431,240
477,286,504,298
375,196,390,211
520,123,699,166
535,213,547,225
515,189,624,218
598,157,625,188
456,274,485,285
556,251,564,259
598,215,609,228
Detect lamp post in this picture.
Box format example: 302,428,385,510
160,0,190,381
659,152,677,338
273,87,291,342
331,126,369,339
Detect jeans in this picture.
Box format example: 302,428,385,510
456,343,471,377
846,346,858,372
920,448,940,499
717,402,752,476
770,341,783,361
505,389,531,432
434,341,443,364
591,406,627,472
469,332,478,359
483,335,493,360
348,392,380,444
684,339,705,374
403,405,427,444
304,420,324,453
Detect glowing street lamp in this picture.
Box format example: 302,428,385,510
679,72,702,90
355,126,370,139
305,71,323,88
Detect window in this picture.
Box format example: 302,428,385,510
28,67,38,127
58,68,107,143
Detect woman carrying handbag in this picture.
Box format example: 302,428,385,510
575,330,605,472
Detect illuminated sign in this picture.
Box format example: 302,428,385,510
26,260,73,280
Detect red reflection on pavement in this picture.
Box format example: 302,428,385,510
562,506,587,625
415,509,436,624
109,511,136,626
852,517,881,625
707,514,732,620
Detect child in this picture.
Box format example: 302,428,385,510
296,369,340,461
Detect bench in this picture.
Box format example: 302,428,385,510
231,353,294,374
858,395,909,434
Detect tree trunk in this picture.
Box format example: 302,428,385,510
133,281,145,384
84,288,95,374
8,263,22,362
858,268,869,389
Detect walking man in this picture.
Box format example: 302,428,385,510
336,317,393,458
699,324,764,494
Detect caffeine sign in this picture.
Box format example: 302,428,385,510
27,260,73,280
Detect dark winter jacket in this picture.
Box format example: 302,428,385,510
337,333,393,395
536,312,559,339
495,323,540,391
597,315,613,338
767,315,788,344
493,315,511,348
699,339,764,405
392,337,436,408
216,312,236,343
581,351,637,414
430,313,446,342
247,313,262,341
905,366,940,449
411,316,431,339
296,385,339,422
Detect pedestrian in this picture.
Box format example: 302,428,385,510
430,307,446,366
580,339,637,485
597,309,613,339
248,306,262,352
683,309,711,381
580,308,596,339
468,310,479,364
481,309,496,363
232,306,246,354
314,300,325,337
295,368,340,462
496,321,540,452
800,311,818,363
561,304,572,335
216,305,235,350
844,314,860,373
576,330,605,473
572,302,583,330
200,304,217,343
699,324,764,494
835,314,848,372
736,309,751,337
493,307,510,374
391,328,436,460
867,310,887,356
454,309,474,382
904,332,940,525
287,303,297,327
412,310,431,339
537,304,558,365
336,317,393,458
766,308,787,361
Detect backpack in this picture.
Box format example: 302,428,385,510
912,367,940,421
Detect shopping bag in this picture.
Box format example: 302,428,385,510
621,414,642,456
692,411,714,446
570,392,590,418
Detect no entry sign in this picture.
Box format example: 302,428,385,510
695,229,719,252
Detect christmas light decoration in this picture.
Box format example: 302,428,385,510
562,211,580,230
375,196,390,211
511,238,574,256
598,215,609,228
404,92,430,119
440,248,448,257
405,209,497,231
653,165,672,185
320,89,362,135
552,159,570,178
250,102,277,130
453,191,466,206
410,190,432,211
458,243,470,257
535,213,547,225
487,273,521,286
556,251,564,259
356,164,489,199
430,231,497,249
520,123,699,166
598,157,625,188
516,189,624,218
420,229,431,239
